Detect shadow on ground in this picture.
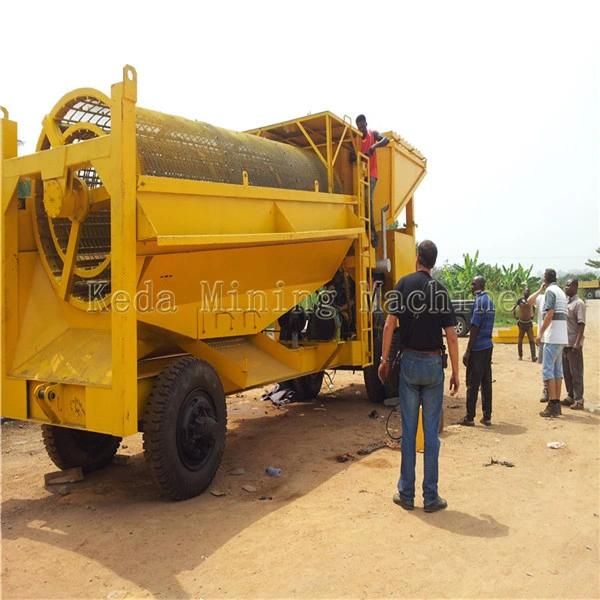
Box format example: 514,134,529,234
2,383,391,598
413,509,510,538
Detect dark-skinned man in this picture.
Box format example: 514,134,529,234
513,287,537,361
460,276,495,426
536,268,568,418
355,114,389,248
378,240,459,513
561,279,586,410
527,281,549,402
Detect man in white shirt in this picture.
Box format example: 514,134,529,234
528,285,547,402
535,269,569,417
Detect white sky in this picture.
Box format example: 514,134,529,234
2,0,598,273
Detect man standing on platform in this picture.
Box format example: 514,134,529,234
355,114,389,248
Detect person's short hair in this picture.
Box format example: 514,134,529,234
473,275,486,289
417,240,438,269
544,268,557,284
356,114,366,125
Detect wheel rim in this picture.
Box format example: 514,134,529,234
456,319,465,336
176,389,219,471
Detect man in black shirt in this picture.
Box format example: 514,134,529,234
378,240,459,513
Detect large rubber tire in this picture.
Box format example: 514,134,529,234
455,316,469,337
296,371,325,401
585,291,594,299
143,356,227,500
363,310,386,403
41,425,121,473
363,364,386,403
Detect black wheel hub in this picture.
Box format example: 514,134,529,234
176,390,219,471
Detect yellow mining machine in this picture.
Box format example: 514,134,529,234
0,67,426,499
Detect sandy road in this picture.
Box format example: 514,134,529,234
1,303,599,599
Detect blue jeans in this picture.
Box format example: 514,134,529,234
398,351,444,504
542,343,565,381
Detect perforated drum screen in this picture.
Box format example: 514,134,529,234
34,93,338,306
136,108,335,192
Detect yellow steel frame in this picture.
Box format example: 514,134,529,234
247,112,373,367
110,66,138,434
1,67,426,438
248,112,356,194
1,68,140,435
0,105,25,418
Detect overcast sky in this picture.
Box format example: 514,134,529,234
2,0,598,273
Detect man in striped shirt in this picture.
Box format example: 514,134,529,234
536,269,569,418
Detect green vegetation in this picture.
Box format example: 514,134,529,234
434,252,536,327
584,247,600,269
434,251,600,327
435,251,535,297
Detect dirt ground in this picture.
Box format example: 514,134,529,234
2,303,599,600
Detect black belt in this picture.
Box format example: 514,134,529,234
404,348,441,356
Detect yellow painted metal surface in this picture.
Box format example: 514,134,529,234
493,324,538,344
178,336,340,394
12,329,112,386
138,238,354,339
11,252,111,375
386,229,417,291
1,67,427,436
109,66,139,435
29,383,87,428
0,108,23,420
579,280,599,289
372,133,426,230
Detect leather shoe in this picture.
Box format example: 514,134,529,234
424,496,448,513
393,493,414,511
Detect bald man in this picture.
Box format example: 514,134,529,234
561,279,586,410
